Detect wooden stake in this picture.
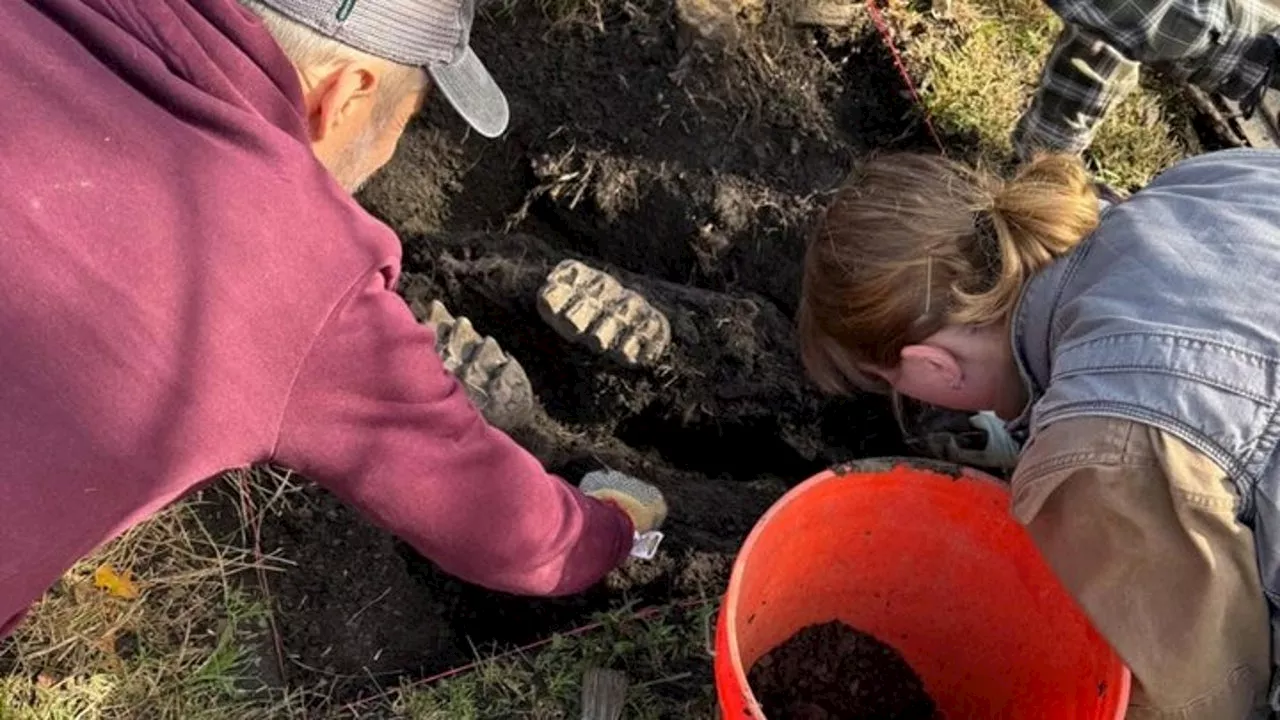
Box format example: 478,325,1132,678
581,667,629,720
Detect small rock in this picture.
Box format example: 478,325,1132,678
791,0,859,27
675,0,764,50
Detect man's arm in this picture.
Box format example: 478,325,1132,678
270,269,635,596
1010,416,1269,718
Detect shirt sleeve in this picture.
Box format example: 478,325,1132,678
271,269,634,596
1043,0,1279,98
1013,24,1141,156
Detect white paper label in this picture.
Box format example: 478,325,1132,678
630,531,663,560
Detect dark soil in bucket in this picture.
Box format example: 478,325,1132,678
748,621,938,720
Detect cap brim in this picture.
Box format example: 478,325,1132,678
428,48,509,139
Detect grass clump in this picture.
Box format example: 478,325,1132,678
0,471,301,720
396,601,719,720
891,0,1187,187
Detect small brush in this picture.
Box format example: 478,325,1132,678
581,667,629,720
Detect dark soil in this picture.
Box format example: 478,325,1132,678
749,621,937,720
358,0,929,314
246,230,907,696
230,0,936,706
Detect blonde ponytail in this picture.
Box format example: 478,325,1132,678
799,152,1099,394
950,154,1100,325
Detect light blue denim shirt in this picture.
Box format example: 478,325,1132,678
1010,149,1280,707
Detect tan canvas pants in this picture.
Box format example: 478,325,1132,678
1010,416,1272,719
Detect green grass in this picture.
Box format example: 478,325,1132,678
395,602,720,720
891,0,1188,187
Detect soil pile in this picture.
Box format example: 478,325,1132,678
748,621,937,719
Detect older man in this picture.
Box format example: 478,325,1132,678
1013,0,1280,157
0,0,666,640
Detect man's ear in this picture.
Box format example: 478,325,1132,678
899,344,963,391
303,64,378,143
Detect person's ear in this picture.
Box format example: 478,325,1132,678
896,343,964,401
900,344,962,385
302,63,379,144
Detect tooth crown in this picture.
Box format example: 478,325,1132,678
410,297,535,432
536,260,671,367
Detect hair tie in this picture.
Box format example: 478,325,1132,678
970,208,1002,290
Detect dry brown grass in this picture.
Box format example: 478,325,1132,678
0,470,304,720
394,601,719,720
1,466,724,719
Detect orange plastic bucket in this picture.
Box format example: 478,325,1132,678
714,459,1130,719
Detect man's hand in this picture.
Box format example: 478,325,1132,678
580,470,668,533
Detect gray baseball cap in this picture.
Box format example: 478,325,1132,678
255,0,509,138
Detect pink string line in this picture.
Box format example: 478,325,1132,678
864,0,948,153
340,596,717,711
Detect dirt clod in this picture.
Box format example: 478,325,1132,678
748,621,937,720
791,0,861,27
676,0,764,49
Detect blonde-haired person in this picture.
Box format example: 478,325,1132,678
799,149,1280,719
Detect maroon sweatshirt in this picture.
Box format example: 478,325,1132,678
0,0,633,639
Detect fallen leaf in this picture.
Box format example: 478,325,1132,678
92,564,139,599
